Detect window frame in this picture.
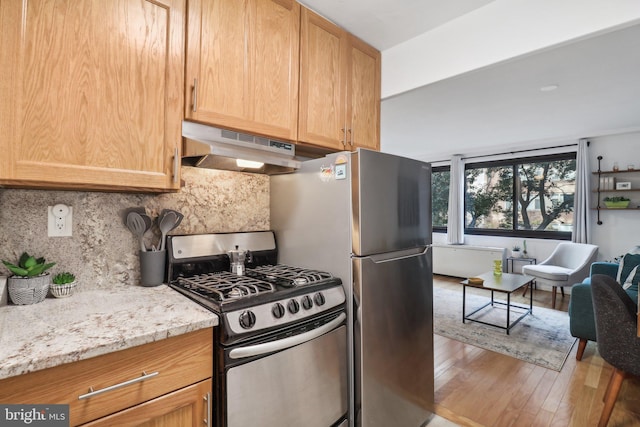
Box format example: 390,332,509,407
463,152,577,240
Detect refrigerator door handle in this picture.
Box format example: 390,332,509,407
365,245,431,264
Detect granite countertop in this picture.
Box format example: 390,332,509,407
0,277,218,381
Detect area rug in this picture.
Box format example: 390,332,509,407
433,286,577,371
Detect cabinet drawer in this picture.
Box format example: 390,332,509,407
81,379,212,427
0,328,213,426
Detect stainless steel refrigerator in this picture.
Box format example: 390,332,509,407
271,148,434,427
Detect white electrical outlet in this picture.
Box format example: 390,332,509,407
48,204,73,237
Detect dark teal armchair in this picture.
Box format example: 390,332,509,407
569,262,639,360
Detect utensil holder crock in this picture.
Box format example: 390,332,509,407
139,250,166,287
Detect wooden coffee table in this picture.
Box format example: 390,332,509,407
461,271,535,334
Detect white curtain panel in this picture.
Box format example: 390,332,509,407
447,154,465,244
572,139,591,243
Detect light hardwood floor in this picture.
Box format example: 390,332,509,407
433,275,640,427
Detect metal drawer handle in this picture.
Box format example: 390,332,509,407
78,371,159,400
229,313,346,359
204,392,212,427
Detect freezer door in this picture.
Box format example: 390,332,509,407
352,149,432,256
353,247,434,427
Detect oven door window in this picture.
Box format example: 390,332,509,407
226,325,348,427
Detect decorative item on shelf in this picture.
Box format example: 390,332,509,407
2,252,56,305
512,246,521,258
613,162,620,172
493,259,503,276
50,272,77,298
599,176,616,190
603,196,630,209
616,182,631,190
522,240,528,258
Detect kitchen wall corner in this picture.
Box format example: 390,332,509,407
0,167,269,293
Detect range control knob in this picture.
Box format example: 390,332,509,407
314,292,326,306
238,310,256,329
287,299,300,314
272,303,285,318
302,295,313,310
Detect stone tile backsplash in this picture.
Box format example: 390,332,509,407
0,167,269,291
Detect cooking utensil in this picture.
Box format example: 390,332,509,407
159,209,184,230
126,212,147,252
168,209,184,229
140,212,152,234
121,207,146,228
158,211,177,252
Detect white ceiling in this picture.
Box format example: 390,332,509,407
297,0,495,51
300,1,640,161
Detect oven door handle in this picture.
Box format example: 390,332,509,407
229,313,346,359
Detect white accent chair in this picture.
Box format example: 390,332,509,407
522,242,599,309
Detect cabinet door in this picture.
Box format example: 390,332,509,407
0,328,213,426
81,379,212,427
186,0,299,141
346,36,380,151
298,7,347,150
0,0,184,192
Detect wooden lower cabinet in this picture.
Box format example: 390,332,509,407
0,328,214,426
82,379,212,427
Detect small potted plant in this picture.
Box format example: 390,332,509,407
512,245,521,258
50,272,77,298
2,252,56,305
603,196,630,209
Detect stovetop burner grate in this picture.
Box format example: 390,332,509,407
175,271,275,303
247,264,334,287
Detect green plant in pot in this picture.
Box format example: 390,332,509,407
2,252,56,305
51,272,77,298
603,196,630,209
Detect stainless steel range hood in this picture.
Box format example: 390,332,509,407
182,121,302,174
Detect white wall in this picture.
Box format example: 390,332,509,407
382,0,640,98
432,232,563,274
589,131,640,260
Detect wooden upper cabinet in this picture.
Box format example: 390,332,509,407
298,7,380,151
346,37,381,151
298,8,347,150
0,0,185,192
186,0,300,141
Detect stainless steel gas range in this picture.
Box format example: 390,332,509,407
166,231,348,427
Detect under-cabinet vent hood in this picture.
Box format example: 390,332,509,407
182,121,302,174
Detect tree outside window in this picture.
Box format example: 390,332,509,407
516,160,576,232
432,168,450,230
465,166,512,229
464,154,576,238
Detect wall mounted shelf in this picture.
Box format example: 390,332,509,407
593,156,640,224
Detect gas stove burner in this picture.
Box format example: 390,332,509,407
246,264,334,288
174,272,275,303
293,277,308,286
227,287,245,299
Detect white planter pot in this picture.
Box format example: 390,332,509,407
7,274,50,305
